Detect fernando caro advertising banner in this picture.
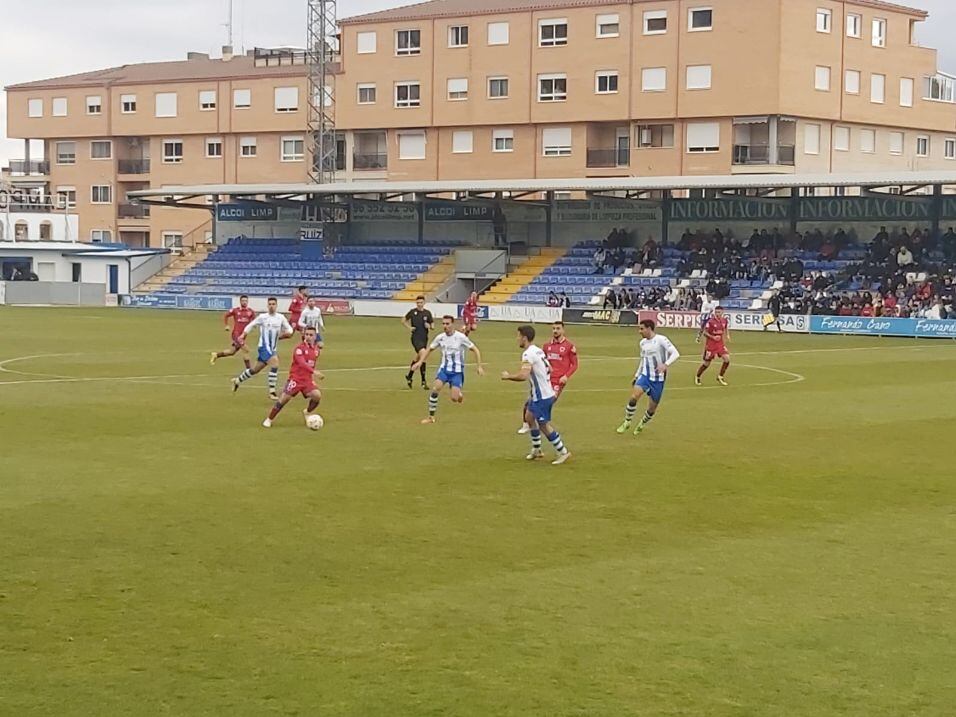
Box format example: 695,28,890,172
810,315,956,338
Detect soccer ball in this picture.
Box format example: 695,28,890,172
306,414,324,431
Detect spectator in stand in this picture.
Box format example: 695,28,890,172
602,289,619,310
559,291,571,308
547,291,560,307
883,292,898,317
942,227,956,262
897,245,915,269
593,246,607,274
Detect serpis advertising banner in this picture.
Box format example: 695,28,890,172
810,315,956,338
636,310,810,333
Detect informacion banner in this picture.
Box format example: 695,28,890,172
120,294,234,311
216,203,278,222
810,315,956,338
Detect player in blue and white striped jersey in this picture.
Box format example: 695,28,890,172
231,297,293,400
502,325,571,465
411,315,484,424
617,319,680,437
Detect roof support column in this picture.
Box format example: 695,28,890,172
416,196,424,245
931,183,942,241
545,191,554,248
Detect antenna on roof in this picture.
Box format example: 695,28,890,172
225,0,234,48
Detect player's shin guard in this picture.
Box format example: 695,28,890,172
268,402,284,420
267,368,278,393
530,429,543,451
624,398,638,422
428,391,439,417
640,410,655,427
236,368,253,384
307,398,320,412
546,431,567,454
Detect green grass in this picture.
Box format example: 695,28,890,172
1,307,954,716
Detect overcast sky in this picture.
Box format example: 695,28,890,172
1,0,953,167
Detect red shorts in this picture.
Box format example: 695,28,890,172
551,380,565,397
463,317,478,330
703,346,729,361
284,377,316,397
231,335,246,349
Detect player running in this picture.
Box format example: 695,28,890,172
461,291,480,335
287,285,308,335
262,326,324,428
696,305,731,386
402,296,434,389
518,320,578,434
411,315,485,424
696,293,720,343
502,325,572,465
617,319,680,436
297,297,326,348
210,294,255,368
231,297,293,400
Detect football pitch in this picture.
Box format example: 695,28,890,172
1,306,954,716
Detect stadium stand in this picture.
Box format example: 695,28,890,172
481,248,566,304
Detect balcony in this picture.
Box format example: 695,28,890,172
118,203,150,219
118,159,151,174
732,144,795,166
353,152,388,171
586,148,630,168
7,159,50,176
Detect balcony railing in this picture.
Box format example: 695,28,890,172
353,152,388,170
118,159,151,174
118,203,150,219
7,159,50,176
586,148,630,168
733,144,796,166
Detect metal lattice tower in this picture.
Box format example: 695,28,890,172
306,0,338,184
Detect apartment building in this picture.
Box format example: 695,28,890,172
5,0,956,247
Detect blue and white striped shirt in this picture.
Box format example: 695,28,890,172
635,334,680,382
430,331,474,373
245,312,293,354
522,345,555,402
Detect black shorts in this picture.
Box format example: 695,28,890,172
411,334,428,352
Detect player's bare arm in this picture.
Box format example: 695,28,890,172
469,346,486,376
501,363,531,382
410,347,432,371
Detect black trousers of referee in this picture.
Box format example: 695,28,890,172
408,335,428,383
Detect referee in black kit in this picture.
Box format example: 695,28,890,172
402,295,434,389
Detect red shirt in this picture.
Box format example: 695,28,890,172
289,342,320,382
462,297,478,320
860,304,874,317
225,306,255,339
704,315,729,351
543,338,579,383
289,294,306,320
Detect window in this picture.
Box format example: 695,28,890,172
488,77,509,99
860,128,876,153
447,78,468,101
596,14,619,37
395,82,421,108
121,94,137,113
538,74,567,102
539,18,568,46
916,136,929,157
52,97,67,116
233,89,251,109
357,83,376,104
91,185,112,204
924,73,956,103
86,95,102,115
281,136,305,162
804,124,821,155
449,25,468,47
900,77,914,107
90,140,112,160
56,186,77,209
686,65,712,90
688,7,713,31
846,13,861,38
162,139,183,164
199,90,217,110
398,131,426,160
642,67,667,92
162,232,183,249
815,66,831,91
55,141,76,165
889,131,904,155
872,18,886,47
90,230,112,243
357,31,377,54
452,130,473,154
845,70,861,95
28,99,42,117
687,121,720,152
493,129,514,152
488,22,509,45
240,137,257,157
596,71,619,94
834,126,850,151
542,127,572,157
871,74,885,103
155,92,177,117
274,86,299,112
205,137,223,158
636,124,675,148
816,8,832,33
396,29,421,55
644,10,667,34
945,138,956,160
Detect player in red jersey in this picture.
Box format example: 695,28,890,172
696,305,731,386
285,285,309,337
518,321,579,434
262,326,324,427
210,294,255,368
461,292,480,335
